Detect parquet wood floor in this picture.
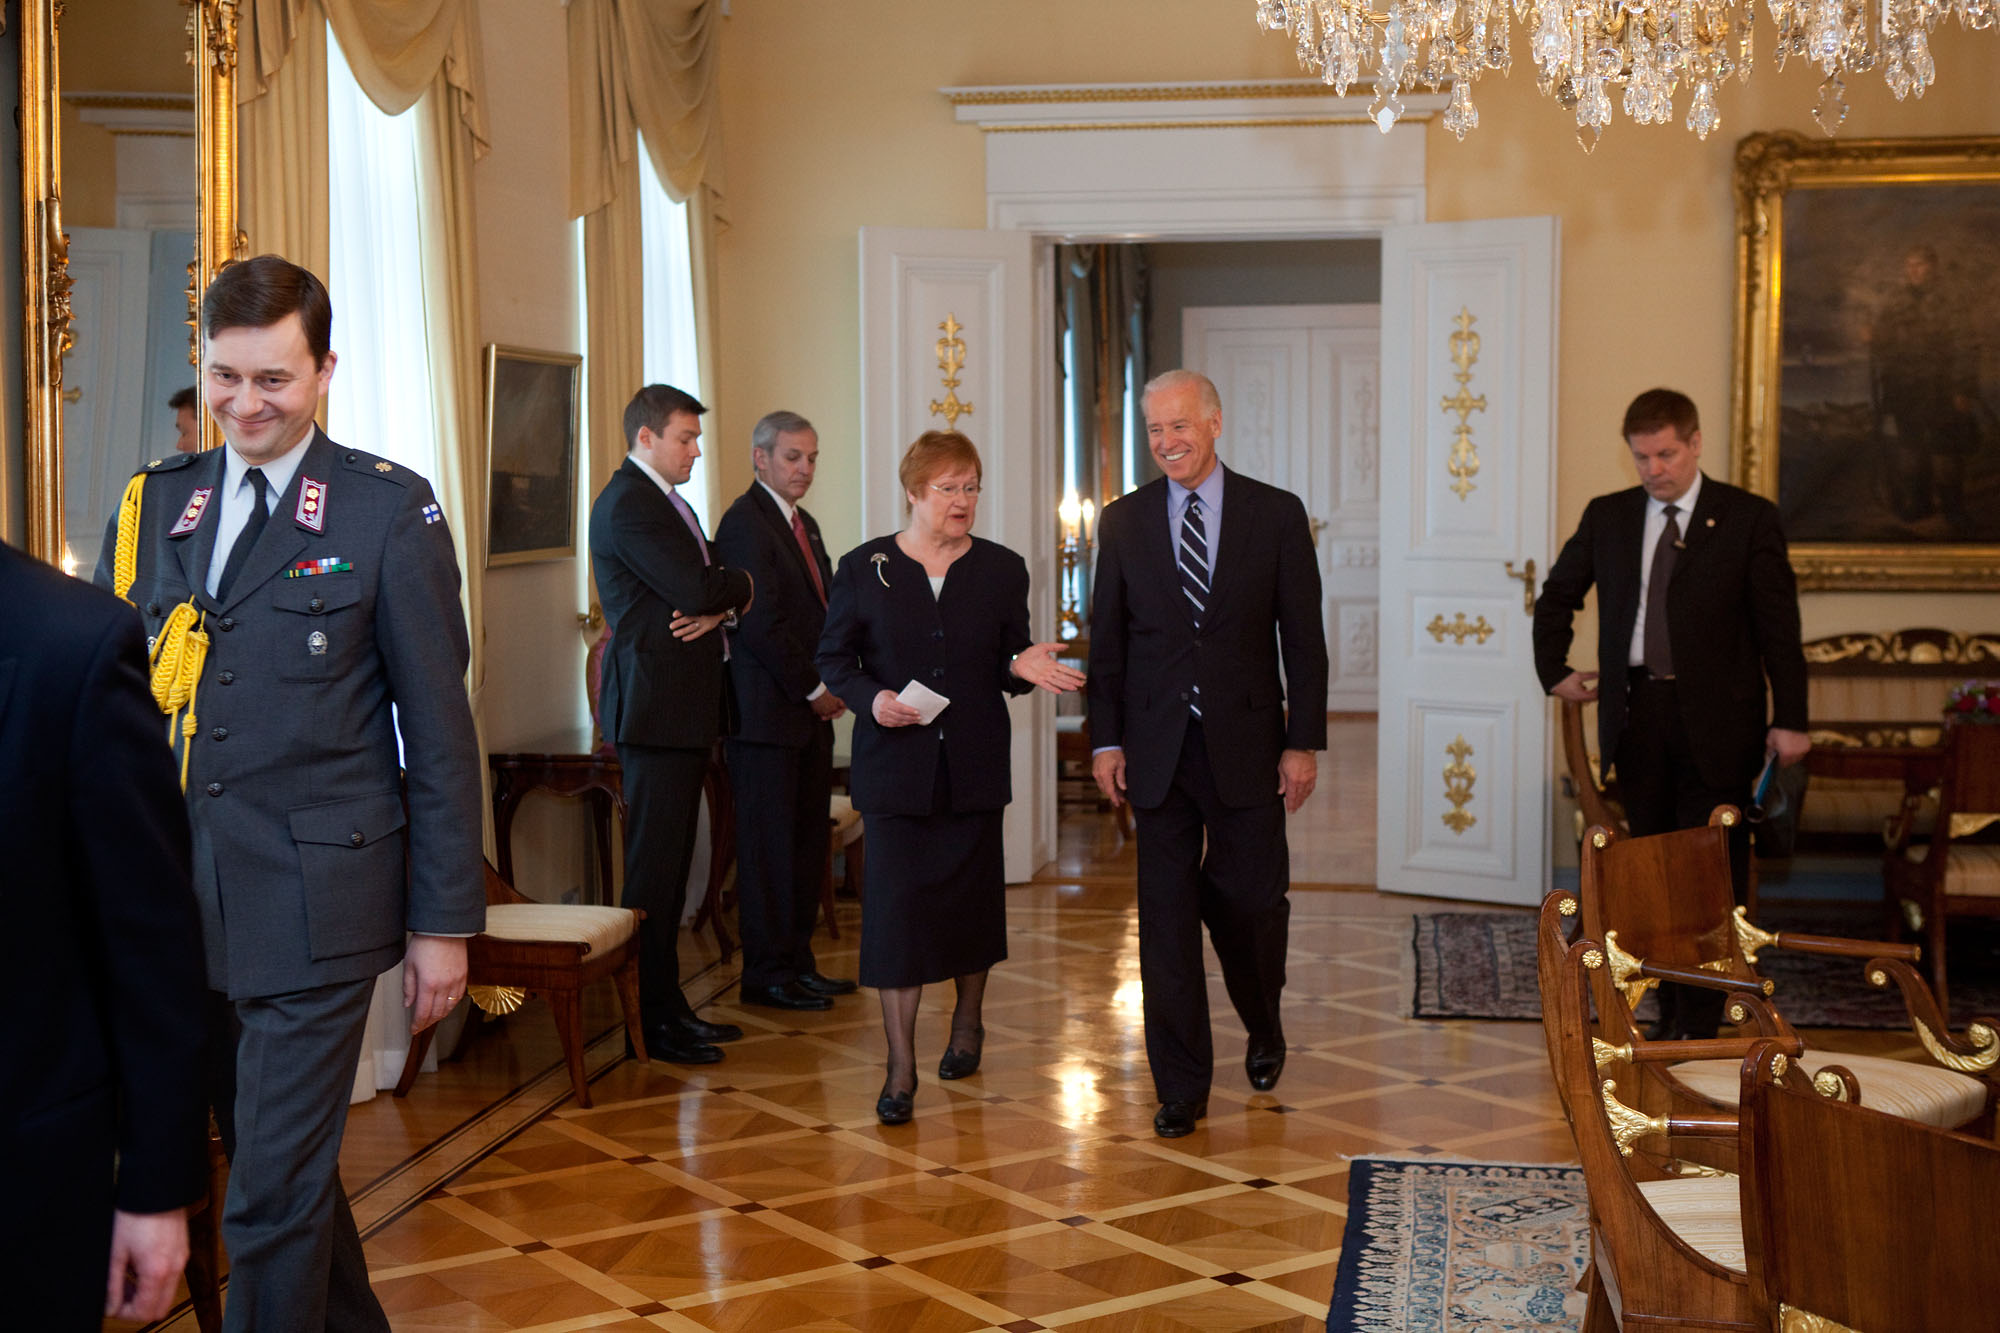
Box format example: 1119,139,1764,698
127,720,1932,1331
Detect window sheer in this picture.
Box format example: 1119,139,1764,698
637,133,707,525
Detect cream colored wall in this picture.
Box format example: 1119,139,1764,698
60,0,190,229
471,0,592,903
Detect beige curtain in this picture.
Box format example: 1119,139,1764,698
583,157,646,499
241,0,486,147
240,16,329,273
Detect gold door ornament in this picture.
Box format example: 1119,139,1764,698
1426,612,1495,645
1440,308,1486,502
929,313,974,429
1441,735,1476,834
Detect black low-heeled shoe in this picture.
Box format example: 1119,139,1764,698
875,1084,915,1125
937,1026,984,1080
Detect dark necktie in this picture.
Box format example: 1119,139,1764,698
217,468,271,600
792,510,826,604
1642,503,1682,678
1178,494,1208,717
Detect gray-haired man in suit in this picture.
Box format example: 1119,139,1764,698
97,254,485,1331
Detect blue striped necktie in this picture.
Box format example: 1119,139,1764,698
1178,494,1208,717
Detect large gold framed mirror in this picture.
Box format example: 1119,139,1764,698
20,0,241,568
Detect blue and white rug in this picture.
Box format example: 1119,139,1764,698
1328,1158,1589,1332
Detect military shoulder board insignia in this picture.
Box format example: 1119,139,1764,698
375,461,393,473
421,502,444,525
169,488,214,536
296,476,327,532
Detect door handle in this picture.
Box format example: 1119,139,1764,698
1503,558,1536,615
1309,516,1328,547
61,386,80,404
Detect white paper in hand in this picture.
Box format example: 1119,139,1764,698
897,679,951,725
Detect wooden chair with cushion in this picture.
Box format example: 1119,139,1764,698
1739,1039,2000,1332
1885,719,2000,1024
396,862,647,1109
1580,811,1999,1145
1540,927,1758,1330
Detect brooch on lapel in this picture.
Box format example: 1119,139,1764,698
296,476,327,533
871,553,890,587
169,488,214,536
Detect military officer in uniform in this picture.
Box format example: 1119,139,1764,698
95,254,485,1332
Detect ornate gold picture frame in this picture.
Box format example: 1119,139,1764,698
1731,131,2000,591
484,345,582,567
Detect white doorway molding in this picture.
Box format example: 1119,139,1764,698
943,80,1445,239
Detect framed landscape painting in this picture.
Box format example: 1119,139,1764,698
1732,132,2000,590
485,345,582,567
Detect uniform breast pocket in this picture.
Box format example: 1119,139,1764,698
270,574,363,682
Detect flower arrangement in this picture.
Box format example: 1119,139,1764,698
1945,680,2000,722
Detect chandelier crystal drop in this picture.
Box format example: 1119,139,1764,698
1254,0,1987,147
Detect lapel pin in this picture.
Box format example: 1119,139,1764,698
1705,517,1715,527
871,553,891,587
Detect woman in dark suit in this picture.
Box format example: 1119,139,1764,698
817,431,1083,1124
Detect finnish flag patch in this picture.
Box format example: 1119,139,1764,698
421,502,444,525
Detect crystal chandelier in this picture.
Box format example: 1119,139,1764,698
1254,0,1988,148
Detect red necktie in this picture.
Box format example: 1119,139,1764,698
793,510,826,604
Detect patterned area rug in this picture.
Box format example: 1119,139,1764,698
1411,906,2000,1028
1328,1158,1589,1332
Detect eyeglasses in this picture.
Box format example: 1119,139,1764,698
929,482,982,499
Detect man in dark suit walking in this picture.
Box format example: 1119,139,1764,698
590,384,756,1064
714,411,856,1013
95,255,486,1331
2,543,208,1329
1089,369,1329,1139
1534,387,1809,1037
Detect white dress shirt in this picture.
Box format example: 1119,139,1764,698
1628,470,1702,668
205,430,315,598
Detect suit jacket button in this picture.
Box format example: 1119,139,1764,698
1179,691,1190,702
218,670,235,685
206,782,224,797
219,617,236,631
210,727,228,742
350,831,366,846
932,668,945,679
309,597,324,613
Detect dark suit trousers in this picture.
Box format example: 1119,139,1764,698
617,741,709,1028
207,978,385,1333
1133,719,1291,1102
728,729,833,990
1616,675,1752,1038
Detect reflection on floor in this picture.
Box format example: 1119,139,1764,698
136,720,1926,1331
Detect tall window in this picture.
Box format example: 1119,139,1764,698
636,133,706,524
325,25,441,486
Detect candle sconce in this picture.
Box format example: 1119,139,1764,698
1056,489,1096,641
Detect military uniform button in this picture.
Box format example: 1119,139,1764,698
218,670,235,685
219,617,236,631
206,782,224,797
146,601,161,617
350,831,365,846
210,727,228,742
309,597,324,613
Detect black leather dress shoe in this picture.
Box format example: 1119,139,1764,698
741,980,834,1011
876,1086,915,1125
1154,1100,1207,1138
676,1016,743,1043
641,1028,723,1065
796,971,858,997
1245,1033,1286,1092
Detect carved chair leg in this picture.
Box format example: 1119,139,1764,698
820,825,841,941
613,955,648,1066
184,1119,228,1333
394,1019,440,1098
548,986,592,1109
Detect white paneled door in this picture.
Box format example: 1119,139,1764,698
1376,217,1559,905
1183,305,1381,713
857,227,1055,882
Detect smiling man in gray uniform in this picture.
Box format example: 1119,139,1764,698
96,254,484,1332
